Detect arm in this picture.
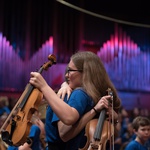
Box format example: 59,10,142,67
30,72,79,125
58,108,97,142
18,143,32,150
58,95,119,142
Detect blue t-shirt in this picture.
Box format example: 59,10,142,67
125,140,148,150
145,138,150,149
7,125,41,150
121,132,136,143
45,88,94,149
45,105,63,143
0,106,10,116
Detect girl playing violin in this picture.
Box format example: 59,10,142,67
30,51,121,150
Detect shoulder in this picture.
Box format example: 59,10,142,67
70,88,92,104
125,140,141,149
68,88,94,115
73,88,86,93
1,106,10,112
30,124,40,131
29,125,41,137
71,88,89,97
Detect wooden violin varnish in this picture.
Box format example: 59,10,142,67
0,54,56,146
80,88,114,150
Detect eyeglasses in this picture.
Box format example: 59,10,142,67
66,69,82,75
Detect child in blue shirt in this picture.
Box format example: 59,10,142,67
125,116,150,150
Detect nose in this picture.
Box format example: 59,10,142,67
65,73,69,82
65,72,68,77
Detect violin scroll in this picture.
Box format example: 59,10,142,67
42,54,56,71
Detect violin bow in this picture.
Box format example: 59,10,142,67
107,88,114,150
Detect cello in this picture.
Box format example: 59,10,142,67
0,54,56,146
80,88,114,150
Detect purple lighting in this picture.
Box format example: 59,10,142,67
97,25,150,92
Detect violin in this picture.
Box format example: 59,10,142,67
0,54,56,147
80,88,114,150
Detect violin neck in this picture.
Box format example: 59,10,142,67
93,109,106,140
19,66,44,109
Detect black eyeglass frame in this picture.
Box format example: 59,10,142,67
66,69,82,74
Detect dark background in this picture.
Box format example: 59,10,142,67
0,0,150,61
0,0,150,111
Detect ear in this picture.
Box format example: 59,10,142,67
133,129,137,134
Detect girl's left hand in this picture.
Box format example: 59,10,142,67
57,82,72,100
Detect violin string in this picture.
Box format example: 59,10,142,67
111,93,114,150
107,88,111,150
108,105,112,150
0,87,29,133
108,88,114,150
